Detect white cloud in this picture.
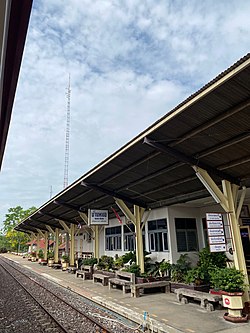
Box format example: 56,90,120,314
1,0,250,226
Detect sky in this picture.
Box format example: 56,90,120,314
1,0,250,228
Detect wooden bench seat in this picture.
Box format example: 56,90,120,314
67,266,78,274
76,265,93,280
93,273,110,286
174,288,222,311
131,280,170,298
109,271,135,294
52,263,62,269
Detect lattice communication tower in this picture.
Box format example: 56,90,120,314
63,74,71,189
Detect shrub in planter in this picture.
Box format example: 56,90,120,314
47,251,54,259
209,267,245,293
38,249,44,259
171,254,191,283
159,260,172,277
61,255,70,263
97,255,114,271
123,263,141,277
82,257,98,266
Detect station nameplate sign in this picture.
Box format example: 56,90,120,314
208,228,225,236
210,244,226,252
88,209,109,225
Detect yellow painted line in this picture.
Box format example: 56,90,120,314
126,303,130,306
162,319,169,322
133,307,140,310
119,301,124,304
151,314,158,318
186,329,195,333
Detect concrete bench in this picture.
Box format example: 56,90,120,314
93,273,110,286
175,288,222,311
67,266,78,274
76,265,93,280
131,280,170,298
52,263,62,269
109,271,135,294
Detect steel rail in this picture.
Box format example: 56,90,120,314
0,257,112,333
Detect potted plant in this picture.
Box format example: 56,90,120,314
37,249,44,263
61,255,70,270
31,251,37,262
47,251,54,267
209,267,248,322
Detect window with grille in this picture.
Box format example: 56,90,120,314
105,226,122,251
175,218,198,252
148,218,168,252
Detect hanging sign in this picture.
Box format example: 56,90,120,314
210,244,226,252
206,212,226,252
208,228,225,236
88,209,109,225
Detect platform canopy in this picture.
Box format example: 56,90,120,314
0,0,33,170
15,54,250,233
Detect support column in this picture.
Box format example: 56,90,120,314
134,205,144,273
194,166,249,301
222,180,249,298
70,224,75,266
44,231,48,261
54,228,59,263
36,233,40,260
115,198,148,273
94,226,99,259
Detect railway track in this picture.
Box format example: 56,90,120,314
0,257,140,333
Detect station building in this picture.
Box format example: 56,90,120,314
14,54,250,293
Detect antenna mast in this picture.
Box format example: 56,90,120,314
63,74,71,189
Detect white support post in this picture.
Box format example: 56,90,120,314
54,228,59,263
44,231,48,261
70,224,75,266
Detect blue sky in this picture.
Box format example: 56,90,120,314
0,0,250,227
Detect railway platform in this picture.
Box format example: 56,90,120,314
4,253,250,333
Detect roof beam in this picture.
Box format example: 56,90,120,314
169,98,250,147
81,181,148,208
143,137,240,185
54,200,85,213
38,210,78,225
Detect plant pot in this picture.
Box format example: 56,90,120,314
62,262,69,271
48,259,55,267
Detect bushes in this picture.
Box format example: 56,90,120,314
209,267,245,293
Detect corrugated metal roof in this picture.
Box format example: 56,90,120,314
15,53,250,232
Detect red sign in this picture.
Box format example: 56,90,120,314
224,298,230,305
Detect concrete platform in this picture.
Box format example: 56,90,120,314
4,254,250,333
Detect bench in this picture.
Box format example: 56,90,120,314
175,288,222,311
52,263,62,269
109,271,135,294
93,273,110,286
67,266,78,274
131,280,170,298
39,260,47,266
76,265,93,280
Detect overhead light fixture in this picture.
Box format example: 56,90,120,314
196,172,221,204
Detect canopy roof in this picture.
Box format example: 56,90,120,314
15,53,250,233
0,0,33,169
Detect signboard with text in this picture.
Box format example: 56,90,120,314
206,213,226,252
88,209,109,225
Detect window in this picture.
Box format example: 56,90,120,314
175,218,198,252
105,226,121,251
124,223,135,251
148,218,168,252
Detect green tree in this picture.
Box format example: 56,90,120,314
1,206,37,253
